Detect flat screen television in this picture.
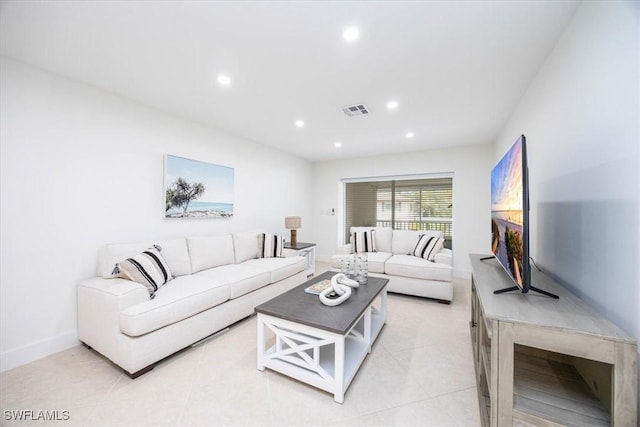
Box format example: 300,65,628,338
489,135,558,298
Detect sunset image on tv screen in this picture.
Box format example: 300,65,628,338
491,139,524,288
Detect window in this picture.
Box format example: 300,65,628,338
344,176,453,247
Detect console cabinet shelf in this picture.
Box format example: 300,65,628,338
469,254,637,426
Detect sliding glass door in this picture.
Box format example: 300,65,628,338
343,175,453,248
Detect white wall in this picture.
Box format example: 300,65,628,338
0,57,313,372
496,0,639,339
311,144,494,278
495,1,639,411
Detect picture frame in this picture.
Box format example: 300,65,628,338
164,154,234,219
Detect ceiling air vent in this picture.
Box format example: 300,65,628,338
342,104,369,117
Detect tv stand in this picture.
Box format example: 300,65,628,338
469,254,637,426
480,255,559,298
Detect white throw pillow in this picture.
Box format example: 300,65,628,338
392,230,442,255
99,242,148,278
114,246,173,299
413,235,445,262
350,227,392,253
352,229,377,253
258,233,284,258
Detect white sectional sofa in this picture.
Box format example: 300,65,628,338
77,230,307,378
331,227,453,303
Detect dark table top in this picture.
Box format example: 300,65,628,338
255,271,388,335
284,242,316,250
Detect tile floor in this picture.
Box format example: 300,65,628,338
0,264,480,426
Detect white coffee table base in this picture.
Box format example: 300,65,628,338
257,288,386,403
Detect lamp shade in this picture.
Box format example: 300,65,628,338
284,216,302,229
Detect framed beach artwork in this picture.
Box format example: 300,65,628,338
164,154,234,219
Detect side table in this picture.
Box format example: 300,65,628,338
284,242,316,276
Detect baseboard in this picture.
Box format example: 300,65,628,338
0,330,80,373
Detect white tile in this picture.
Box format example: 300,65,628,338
268,372,359,425
180,375,272,425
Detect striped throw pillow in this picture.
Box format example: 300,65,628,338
257,233,284,258
352,229,376,253
413,235,445,262
114,245,173,299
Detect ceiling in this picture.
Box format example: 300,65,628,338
0,1,579,161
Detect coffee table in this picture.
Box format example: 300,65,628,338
255,271,388,403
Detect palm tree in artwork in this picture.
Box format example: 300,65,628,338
166,177,205,214
505,226,523,287
491,219,500,254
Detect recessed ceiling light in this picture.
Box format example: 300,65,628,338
405,132,415,139
386,100,399,110
343,26,359,42
334,142,342,148
295,120,305,128
217,75,231,86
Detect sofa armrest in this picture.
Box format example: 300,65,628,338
335,244,352,255
79,277,149,309
434,248,453,266
77,277,149,362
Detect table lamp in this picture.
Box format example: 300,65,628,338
284,216,301,246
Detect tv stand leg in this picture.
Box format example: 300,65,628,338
529,286,559,299
493,286,519,295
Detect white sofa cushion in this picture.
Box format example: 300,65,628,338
156,238,192,277
373,228,393,253
196,263,271,299
391,230,442,255
365,252,392,274
232,230,263,263
329,252,391,274
242,256,307,283
188,235,235,273
434,248,453,265
385,254,452,282
119,275,230,337
97,238,191,278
